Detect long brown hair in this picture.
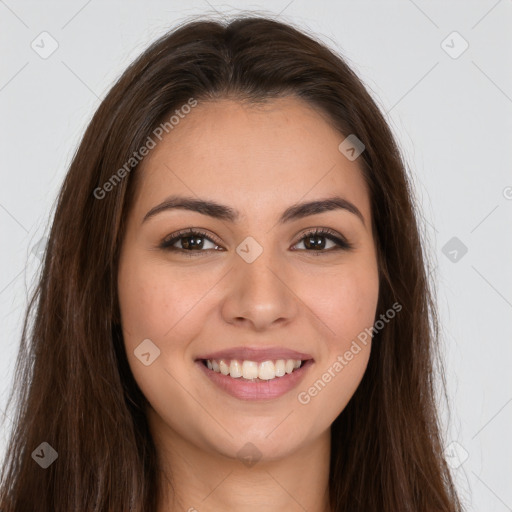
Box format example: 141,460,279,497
0,15,463,511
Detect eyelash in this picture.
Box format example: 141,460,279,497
159,227,354,257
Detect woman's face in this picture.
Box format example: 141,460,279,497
117,96,379,462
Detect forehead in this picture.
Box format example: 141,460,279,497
131,96,371,225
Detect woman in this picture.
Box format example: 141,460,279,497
0,15,463,512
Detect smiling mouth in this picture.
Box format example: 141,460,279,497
200,358,313,382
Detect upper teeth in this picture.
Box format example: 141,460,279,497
206,359,302,380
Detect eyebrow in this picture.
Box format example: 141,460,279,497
142,194,366,227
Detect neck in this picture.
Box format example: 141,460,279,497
149,409,332,512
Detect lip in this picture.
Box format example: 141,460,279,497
196,358,314,401
195,346,314,364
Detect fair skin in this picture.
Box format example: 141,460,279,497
117,96,380,512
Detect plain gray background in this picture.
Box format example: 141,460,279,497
1,1,511,510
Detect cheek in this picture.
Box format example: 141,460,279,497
117,257,203,346
293,258,378,423
117,258,199,411
296,344,371,433
117,255,217,398
304,257,380,347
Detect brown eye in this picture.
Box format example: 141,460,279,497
292,228,353,254
160,229,223,256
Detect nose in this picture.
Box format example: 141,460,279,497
220,245,299,332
